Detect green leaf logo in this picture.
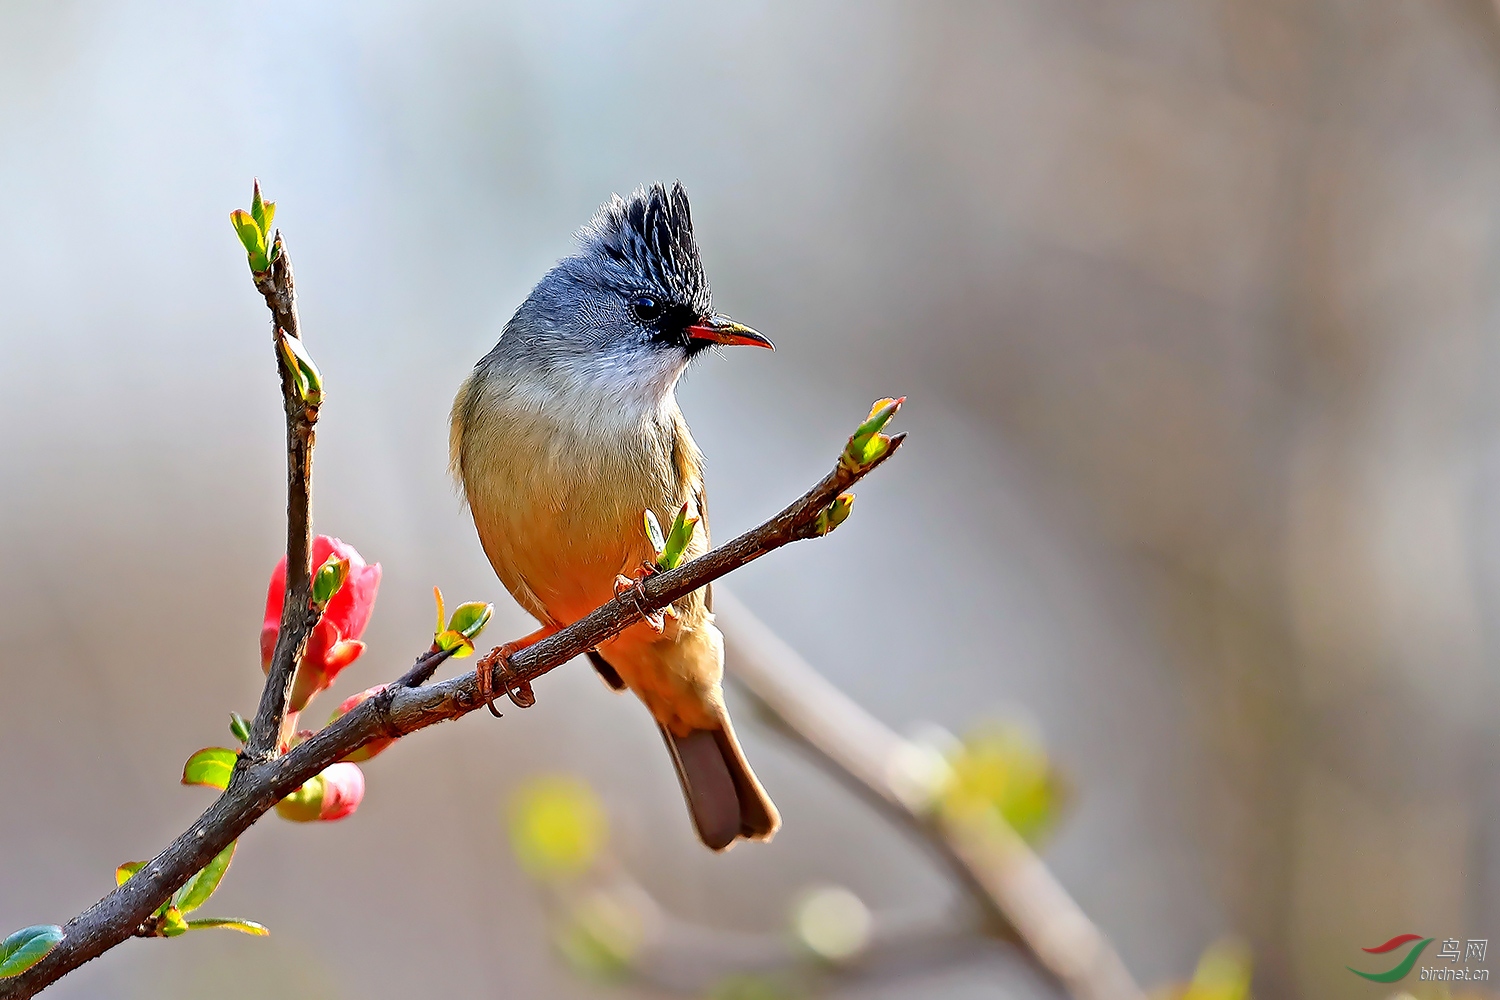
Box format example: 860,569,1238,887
1347,934,1433,983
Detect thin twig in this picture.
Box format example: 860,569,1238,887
245,235,320,760
713,588,1146,1000
0,431,903,999
393,647,456,689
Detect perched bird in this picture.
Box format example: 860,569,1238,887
450,182,780,850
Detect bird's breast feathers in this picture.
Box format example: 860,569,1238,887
452,371,710,631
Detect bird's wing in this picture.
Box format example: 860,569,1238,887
669,415,714,614
694,466,711,547
585,649,627,691
695,471,713,614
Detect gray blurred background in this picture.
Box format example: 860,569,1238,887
1,1,1498,997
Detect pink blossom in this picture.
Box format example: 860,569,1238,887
261,536,382,712
316,762,366,821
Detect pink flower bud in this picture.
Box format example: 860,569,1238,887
317,762,365,820
261,536,382,711
328,686,395,763
275,762,366,823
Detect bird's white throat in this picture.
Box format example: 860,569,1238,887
493,345,690,439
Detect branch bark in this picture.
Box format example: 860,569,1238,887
713,588,1146,1000
245,236,320,760
0,424,903,999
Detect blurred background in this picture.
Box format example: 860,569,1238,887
1,0,1497,997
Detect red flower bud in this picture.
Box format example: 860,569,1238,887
261,536,382,712
275,762,366,823
328,686,395,763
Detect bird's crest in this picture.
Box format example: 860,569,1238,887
578,182,711,315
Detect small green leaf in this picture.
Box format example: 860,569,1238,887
229,712,250,745
229,209,260,251
277,332,323,407
659,502,699,571
827,492,854,530
0,925,64,978
184,918,269,936
434,629,475,658
249,180,275,240
115,861,145,887
229,209,268,270
182,747,237,791
311,554,350,609
842,397,904,471
432,586,446,639
852,397,902,443
643,510,665,556
157,907,189,938
172,841,236,914
447,601,493,640
811,492,855,537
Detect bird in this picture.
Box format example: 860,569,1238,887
449,182,780,851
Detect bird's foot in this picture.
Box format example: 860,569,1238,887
616,564,667,632
475,642,535,717
474,625,555,718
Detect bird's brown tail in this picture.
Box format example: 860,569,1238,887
659,720,780,851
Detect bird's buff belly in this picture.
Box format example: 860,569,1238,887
469,501,721,734
472,499,646,626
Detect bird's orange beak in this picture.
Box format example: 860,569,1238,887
686,314,774,350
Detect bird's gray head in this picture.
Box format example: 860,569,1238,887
486,182,771,417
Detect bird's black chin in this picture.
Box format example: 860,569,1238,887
646,302,703,354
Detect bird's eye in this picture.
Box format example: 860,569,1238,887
630,294,663,323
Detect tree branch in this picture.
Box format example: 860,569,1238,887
245,235,320,760
713,588,1146,1000
0,424,903,999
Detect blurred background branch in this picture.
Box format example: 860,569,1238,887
557,866,997,996
717,588,1145,1000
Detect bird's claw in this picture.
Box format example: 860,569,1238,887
616,567,666,632
475,640,536,718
